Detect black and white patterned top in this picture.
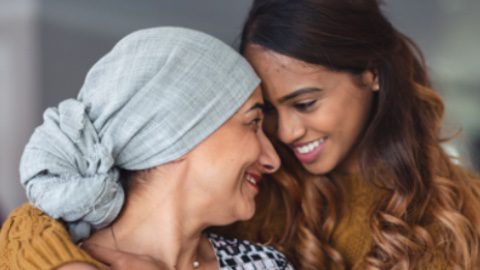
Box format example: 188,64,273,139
207,233,295,270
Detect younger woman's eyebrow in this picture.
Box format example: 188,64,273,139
278,87,322,103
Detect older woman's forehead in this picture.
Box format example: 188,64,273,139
244,87,264,107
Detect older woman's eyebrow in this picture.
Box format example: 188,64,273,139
246,102,266,113
278,87,322,103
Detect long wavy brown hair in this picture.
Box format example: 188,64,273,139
213,0,480,269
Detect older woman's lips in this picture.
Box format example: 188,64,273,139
245,173,261,192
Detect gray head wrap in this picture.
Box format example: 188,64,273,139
19,27,260,241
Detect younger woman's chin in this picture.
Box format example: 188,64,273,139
302,161,336,175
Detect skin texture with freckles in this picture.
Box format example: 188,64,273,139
246,46,378,175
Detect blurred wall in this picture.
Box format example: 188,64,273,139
38,0,252,108
1,0,479,221
385,0,480,169
0,0,39,222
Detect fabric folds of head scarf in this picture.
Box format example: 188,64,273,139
19,27,260,241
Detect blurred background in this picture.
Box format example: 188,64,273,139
1,0,479,223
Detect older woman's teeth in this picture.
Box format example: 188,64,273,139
246,174,257,185
296,139,324,154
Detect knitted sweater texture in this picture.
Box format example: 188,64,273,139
0,204,101,270
331,174,448,269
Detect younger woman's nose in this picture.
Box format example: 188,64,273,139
277,113,305,145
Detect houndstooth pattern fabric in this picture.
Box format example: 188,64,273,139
208,233,295,270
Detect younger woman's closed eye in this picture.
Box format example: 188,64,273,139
293,99,317,112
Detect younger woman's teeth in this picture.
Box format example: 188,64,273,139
246,174,257,185
295,138,325,154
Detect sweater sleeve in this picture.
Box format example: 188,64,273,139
0,203,103,270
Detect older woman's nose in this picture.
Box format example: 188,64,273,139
257,130,281,174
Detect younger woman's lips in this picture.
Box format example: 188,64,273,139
291,138,326,164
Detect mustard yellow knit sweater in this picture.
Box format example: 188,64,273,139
330,174,448,270
0,175,451,270
0,204,102,270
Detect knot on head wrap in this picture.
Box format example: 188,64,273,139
58,99,114,175
20,27,260,241
21,98,123,241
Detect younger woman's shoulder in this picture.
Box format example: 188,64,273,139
0,203,101,269
207,233,295,270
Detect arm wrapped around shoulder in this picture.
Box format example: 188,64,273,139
0,204,102,270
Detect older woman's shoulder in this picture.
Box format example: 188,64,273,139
207,233,295,270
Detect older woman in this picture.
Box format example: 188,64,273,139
0,27,293,270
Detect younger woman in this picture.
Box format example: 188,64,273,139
233,0,480,269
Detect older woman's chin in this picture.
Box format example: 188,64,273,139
216,203,256,226
235,201,257,222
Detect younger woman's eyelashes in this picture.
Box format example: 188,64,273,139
293,99,317,112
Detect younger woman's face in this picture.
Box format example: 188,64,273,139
185,87,280,224
245,46,378,175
